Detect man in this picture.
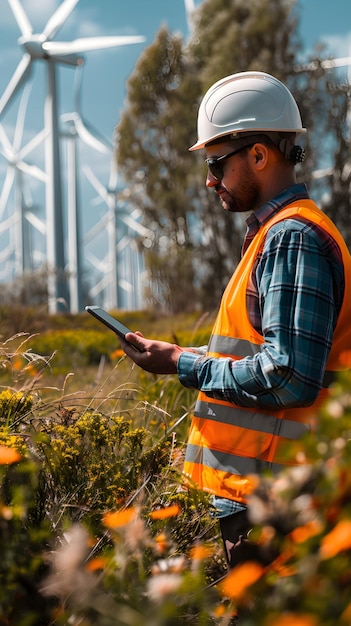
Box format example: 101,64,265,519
120,71,351,569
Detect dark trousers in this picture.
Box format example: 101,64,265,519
219,509,252,569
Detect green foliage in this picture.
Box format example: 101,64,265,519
0,456,54,625
35,409,174,532
2,326,351,624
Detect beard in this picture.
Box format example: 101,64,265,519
215,163,261,213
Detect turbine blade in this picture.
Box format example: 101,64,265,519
311,167,333,179
84,214,109,243
8,0,33,37
86,251,108,274
17,160,47,182
0,168,16,221
321,56,351,69
83,164,110,204
0,54,32,117
43,35,145,56
0,214,16,235
24,211,47,235
18,127,48,161
120,214,152,238
14,82,32,153
42,0,80,39
75,116,112,153
0,124,13,159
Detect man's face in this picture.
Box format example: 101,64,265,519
205,141,261,214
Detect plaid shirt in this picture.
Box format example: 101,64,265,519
178,183,345,410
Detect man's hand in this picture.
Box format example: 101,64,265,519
119,331,185,375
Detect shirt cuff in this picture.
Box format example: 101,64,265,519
177,351,202,389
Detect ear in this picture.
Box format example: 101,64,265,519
251,143,269,170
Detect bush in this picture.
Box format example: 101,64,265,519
1,328,351,624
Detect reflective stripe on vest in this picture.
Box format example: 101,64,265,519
194,399,310,439
185,443,285,475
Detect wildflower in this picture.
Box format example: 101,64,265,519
103,507,136,528
189,544,213,562
290,519,323,544
155,532,169,554
147,573,182,602
320,519,351,559
0,445,22,465
85,557,107,572
150,503,181,520
152,556,187,575
219,561,264,600
111,349,125,360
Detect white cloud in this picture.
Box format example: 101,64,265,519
318,32,351,58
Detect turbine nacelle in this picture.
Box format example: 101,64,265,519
18,34,83,66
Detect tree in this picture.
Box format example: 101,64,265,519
116,27,200,312
116,0,349,312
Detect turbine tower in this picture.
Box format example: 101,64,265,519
0,0,145,313
59,64,114,313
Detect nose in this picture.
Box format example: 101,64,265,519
206,171,219,188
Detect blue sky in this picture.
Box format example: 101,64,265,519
0,0,350,306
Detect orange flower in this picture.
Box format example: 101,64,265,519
219,561,264,600
111,349,125,360
12,355,24,371
290,519,323,544
269,614,317,626
150,504,181,520
85,556,108,572
103,507,136,528
155,532,168,553
189,544,213,561
0,445,22,465
320,519,351,559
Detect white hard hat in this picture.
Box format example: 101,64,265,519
189,71,306,151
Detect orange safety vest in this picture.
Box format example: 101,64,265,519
183,199,351,503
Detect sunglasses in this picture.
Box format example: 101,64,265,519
205,143,255,180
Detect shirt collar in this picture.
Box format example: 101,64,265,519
246,183,310,230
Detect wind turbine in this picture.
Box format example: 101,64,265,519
183,0,196,34
83,162,153,310
0,0,145,313
60,66,113,313
0,83,47,276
